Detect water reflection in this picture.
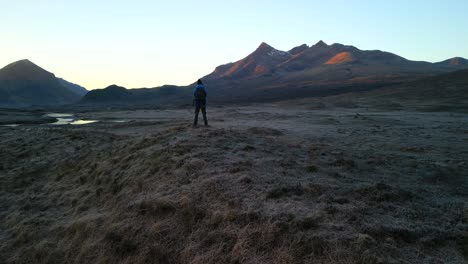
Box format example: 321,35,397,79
2,113,128,127
46,113,98,125
70,120,98,125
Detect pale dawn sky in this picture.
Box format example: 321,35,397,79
1,0,467,89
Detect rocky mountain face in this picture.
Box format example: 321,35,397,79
0,60,86,107
205,41,467,84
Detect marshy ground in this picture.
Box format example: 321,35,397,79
1,103,467,263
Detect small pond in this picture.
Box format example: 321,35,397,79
46,113,98,125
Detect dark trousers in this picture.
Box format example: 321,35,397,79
194,99,208,126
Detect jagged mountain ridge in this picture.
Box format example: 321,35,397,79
192,41,468,103
206,41,466,82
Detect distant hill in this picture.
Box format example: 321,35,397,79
0,60,85,107
435,57,468,66
80,84,190,106
81,85,130,103
57,78,87,96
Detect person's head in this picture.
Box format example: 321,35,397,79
197,79,203,85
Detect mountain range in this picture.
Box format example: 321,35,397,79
0,59,87,107
1,41,467,107
199,41,467,101
83,41,468,105
208,41,468,82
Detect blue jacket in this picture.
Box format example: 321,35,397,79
193,84,207,97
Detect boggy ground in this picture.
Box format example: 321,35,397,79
0,104,467,264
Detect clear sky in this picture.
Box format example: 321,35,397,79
1,0,467,89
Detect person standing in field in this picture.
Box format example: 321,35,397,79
193,79,208,127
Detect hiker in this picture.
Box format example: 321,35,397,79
193,79,208,127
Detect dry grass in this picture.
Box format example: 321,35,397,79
1,106,467,263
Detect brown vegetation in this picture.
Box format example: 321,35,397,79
1,105,467,263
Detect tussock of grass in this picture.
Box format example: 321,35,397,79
247,127,283,136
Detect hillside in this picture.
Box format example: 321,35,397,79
367,68,468,111
0,60,84,107
285,68,468,113
380,68,468,99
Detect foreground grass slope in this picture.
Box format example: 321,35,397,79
0,106,467,263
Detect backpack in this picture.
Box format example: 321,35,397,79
194,86,206,100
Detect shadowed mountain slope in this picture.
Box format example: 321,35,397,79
57,78,88,96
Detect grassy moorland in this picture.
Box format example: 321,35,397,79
1,103,467,263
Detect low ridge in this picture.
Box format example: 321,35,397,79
437,57,468,66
